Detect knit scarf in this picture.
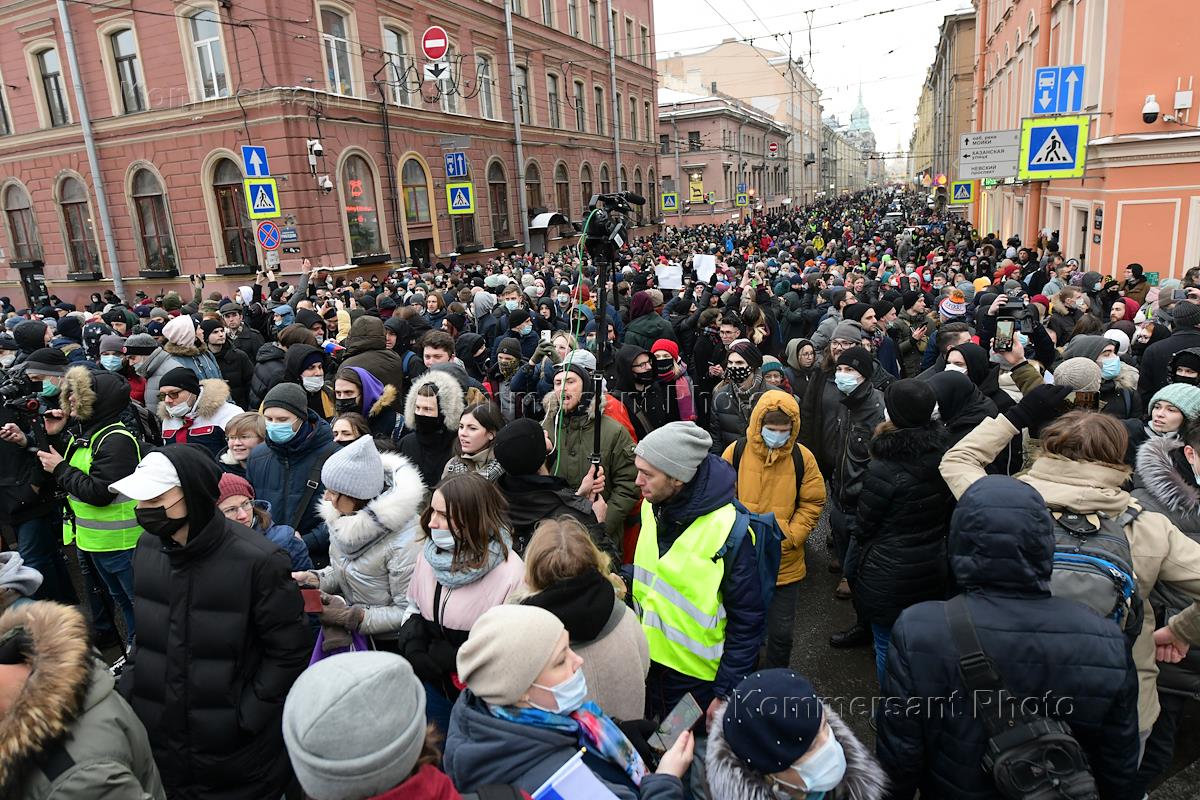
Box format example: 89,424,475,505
670,370,696,422
423,529,512,588
488,701,648,786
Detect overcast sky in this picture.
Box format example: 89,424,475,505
654,0,974,159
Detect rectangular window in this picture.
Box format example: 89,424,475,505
588,0,599,45
568,0,579,37
111,30,145,113
644,101,652,142
611,10,618,52
384,28,412,107
440,46,458,114
625,18,634,59
0,87,9,135
512,0,523,15
615,92,621,136
688,130,701,151
515,65,530,124
593,86,604,134
321,9,354,95
573,81,585,131
37,50,69,127
547,73,561,128
189,11,228,100
477,55,496,119
629,97,637,140
542,0,553,25
640,25,649,66
659,134,670,154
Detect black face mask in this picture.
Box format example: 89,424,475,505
414,414,443,434
335,397,359,414
632,368,653,385
653,356,675,379
1173,374,1199,386
136,502,187,544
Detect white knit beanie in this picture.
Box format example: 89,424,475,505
162,315,197,347
321,434,384,500
457,605,565,706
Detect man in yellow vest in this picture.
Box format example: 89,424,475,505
631,420,765,798
39,365,143,647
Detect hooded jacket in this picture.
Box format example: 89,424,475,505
707,701,887,800
875,476,1140,799
854,422,953,626
341,316,409,391
316,451,424,639
52,367,140,509
399,368,465,487
623,303,676,352
135,346,185,409
124,445,311,800
941,414,1200,732
720,390,825,585
162,340,221,382
249,343,286,409
157,378,242,457
211,341,253,409
926,371,998,448
244,411,337,539
283,344,335,420
344,366,401,440
542,385,639,548
1062,334,1142,419
497,471,606,554
0,601,165,800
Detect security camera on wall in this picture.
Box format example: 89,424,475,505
318,175,334,194
1143,95,1161,124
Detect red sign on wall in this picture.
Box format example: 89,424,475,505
421,26,449,61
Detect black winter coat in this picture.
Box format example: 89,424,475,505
855,423,953,626
1138,328,1200,405
250,343,285,409
124,451,311,800
707,375,769,454
212,343,253,409
229,324,265,366
876,476,1140,800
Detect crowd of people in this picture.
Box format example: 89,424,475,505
1,189,1199,799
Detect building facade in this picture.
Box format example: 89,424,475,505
913,11,976,185
658,40,825,206
0,0,658,306
656,86,790,222
976,0,1200,279
909,79,935,179
820,115,869,195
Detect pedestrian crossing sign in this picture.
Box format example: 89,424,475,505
1018,115,1089,181
661,192,679,211
446,182,475,215
243,178,280,220
949,180,974,204
735,193,748,207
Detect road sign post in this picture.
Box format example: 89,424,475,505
421,26,449,61
256,220,281,250
1033,65,1086,115
957,129,1021,180
446,182,475,215
661,192,679,212
243,178,280,220
1018,115,1090,181
241,146,270,178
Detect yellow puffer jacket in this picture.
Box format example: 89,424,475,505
721,389,826,585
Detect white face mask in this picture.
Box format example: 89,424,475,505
774,731,847,794
302,375,324,392
167,401,192,418
944,363,969,375
0,353,14,368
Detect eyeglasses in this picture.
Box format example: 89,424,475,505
157,389,185,402
219,500,253,517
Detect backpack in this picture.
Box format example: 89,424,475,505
123,400,162,447
715,499,784,613
731,437,805,498
401,349,418,374
1049,506,1142,641
946,595,1099,800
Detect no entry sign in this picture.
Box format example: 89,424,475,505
421,26,449,61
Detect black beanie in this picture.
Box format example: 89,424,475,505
884,378,936,429
843,303,870,323
836,346,873,381
901,290,922,310
198,319,223,342
1130,263,1144,278
871,300,897,320
728,339,764,370
159,366,201,395
493,417,548,475
56,316,83,343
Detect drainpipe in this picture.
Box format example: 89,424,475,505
1027,0,1053,245
503,0,530,249
57,0,125,300
973,5,988,230
606,0,622,177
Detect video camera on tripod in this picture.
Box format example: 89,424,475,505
0,372,51,451
996,287,1036,334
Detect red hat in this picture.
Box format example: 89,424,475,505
650,339,680,360
218,473,254,506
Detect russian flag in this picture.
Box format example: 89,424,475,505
532,750,620,800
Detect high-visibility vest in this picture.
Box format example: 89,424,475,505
63,423,143,552
632,501,735,681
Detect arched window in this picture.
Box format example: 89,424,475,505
131,168,176,271
619,166,628,192
525,162,543,211
402,159,431,223
59,177,100,272
4,185,40,261
633,168,643,225
320,7,354,95
488,161,511,241
599,163,610,194
212,158,257,266
36,48,69,127
554,162,570,218
580,163,593,207
647,168,656,214
341,155,383,257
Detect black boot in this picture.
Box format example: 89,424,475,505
829,622,871,648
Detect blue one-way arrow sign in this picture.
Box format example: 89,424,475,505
241,145,271,177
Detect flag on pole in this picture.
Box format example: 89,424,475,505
532,750,621,800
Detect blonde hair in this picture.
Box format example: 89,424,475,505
524,516,625,599
224,411,266,440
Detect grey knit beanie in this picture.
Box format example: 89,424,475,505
123,333,159,356
282,652,426,800
262,382,310,420
1053,357,1102,393
98,334,126,354
321,434,384,500
635,421,712,482
830,320,866,345
457,605,565,707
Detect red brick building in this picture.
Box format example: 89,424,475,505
0,0,659,306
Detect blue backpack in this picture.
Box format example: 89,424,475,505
716,499,784,612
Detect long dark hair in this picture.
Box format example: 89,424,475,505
453,403,504,456
419,473,510,571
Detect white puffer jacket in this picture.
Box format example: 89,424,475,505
316,451,424,638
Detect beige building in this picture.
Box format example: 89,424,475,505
909,11,976,187
909,79,935,179
658,40,825,205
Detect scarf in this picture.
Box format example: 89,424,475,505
670,370,696,422
1145,424,1180,441
423,529,512,588
488,701,647,786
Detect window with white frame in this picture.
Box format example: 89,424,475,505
640,25,649,66
37,49,69,127
0,78,11,135
541,0,554,26
573,80,585,131
625,18,634,59
628,95,637,140
188,10,228,100
547,73,561,129
515,65,530,124
615,92,621,136
568,0,579,37
440,46,458,114
383,27,413,106
477,54,497,120
588,0,599,45
110,30,145,113
593,86,604,134
644,101,652,142
321,8,354,95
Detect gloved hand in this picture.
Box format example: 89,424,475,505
318,593,365,632
1003,384,1073,434
532,339,557,365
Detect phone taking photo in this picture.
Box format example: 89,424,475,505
649,692,703,753
994,318,1016,353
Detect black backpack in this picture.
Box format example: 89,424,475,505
946,595,1098,800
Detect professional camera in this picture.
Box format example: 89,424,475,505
580,191,645,265
0,372,49,451
997,288,1035,334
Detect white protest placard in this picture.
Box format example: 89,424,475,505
692,254,717,284
655,263,683,290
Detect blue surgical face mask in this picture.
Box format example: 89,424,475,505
1101,356,1121,379
520,324,533,336
761,428,791,449
531,667,588,715
834,373,862,395
100,355,123,371
430,528,455,551
1017,332,1029,347
505,299,520,312
266,420,297,444
40,381,60,398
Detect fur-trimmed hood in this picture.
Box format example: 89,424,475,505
0,602,93,794
156,377,230,421
163,340,209,358
369,383,398,418
869,421,948,461
706,701,888,800
403,368,466,430
62,364,130,428
317,451,425,556
1134,436,1200,528
1112,361,1139,391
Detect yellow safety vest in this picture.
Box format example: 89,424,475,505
63,423,143,552
632,501,735,681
